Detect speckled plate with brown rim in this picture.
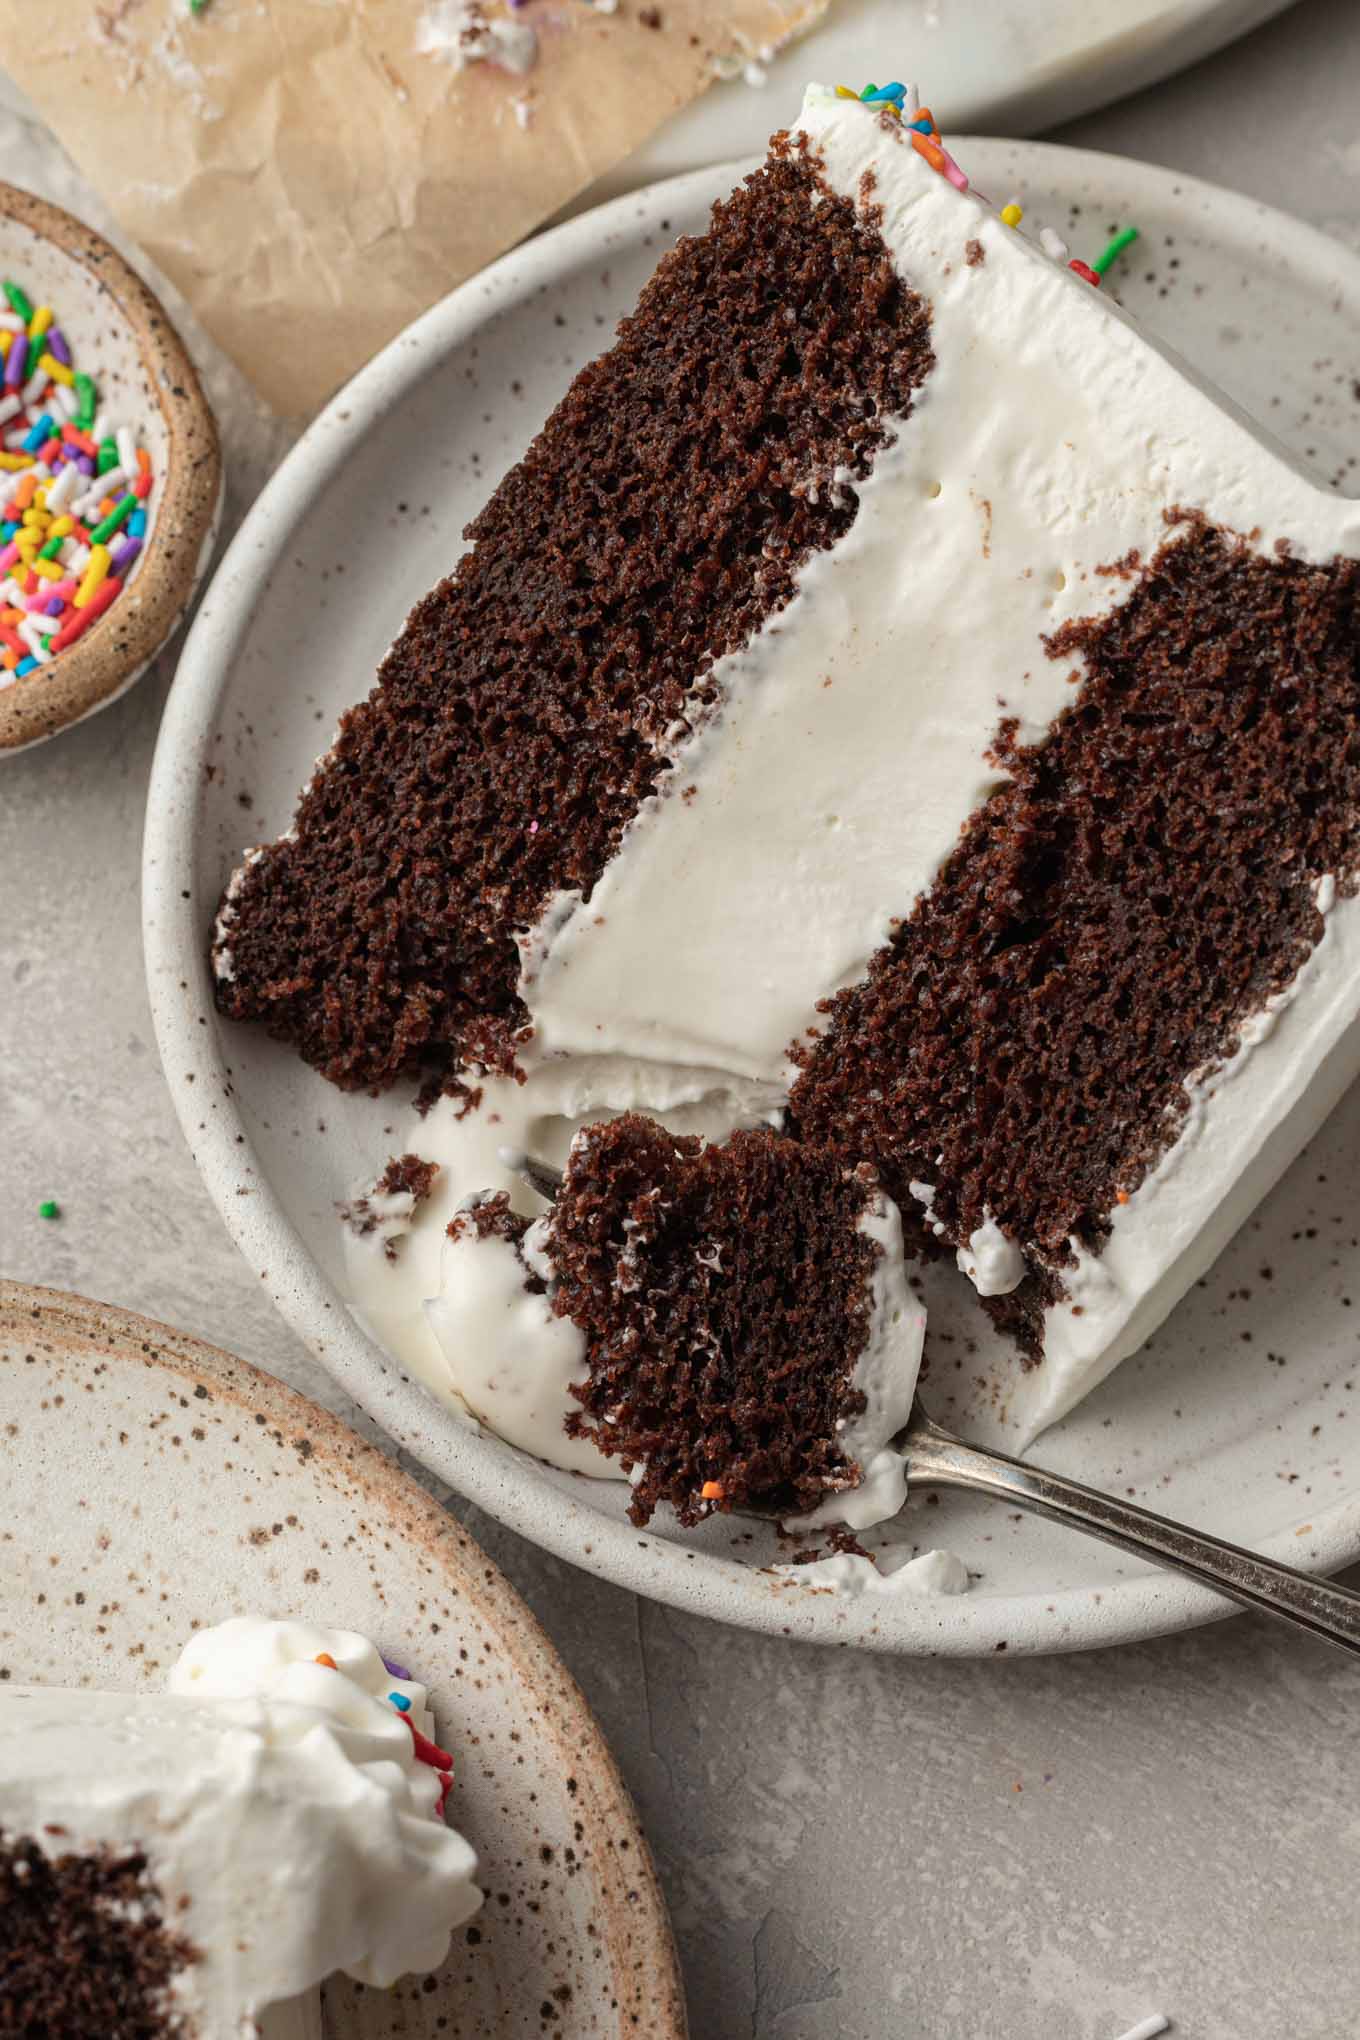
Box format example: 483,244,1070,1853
0,184,221,753
0,1281,687,2040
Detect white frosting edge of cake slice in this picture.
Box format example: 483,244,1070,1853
1009,875,1360,1442
800,1188,925,1528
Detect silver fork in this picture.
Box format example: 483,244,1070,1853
504,1151,1360,1656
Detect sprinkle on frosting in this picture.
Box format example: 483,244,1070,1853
1093,224,1141,276
823,89,1139,292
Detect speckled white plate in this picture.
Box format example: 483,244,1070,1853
0,1283,686,2039
145,142,1360,1657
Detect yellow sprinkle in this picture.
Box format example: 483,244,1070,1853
0,333,9,358
75,544,111,608
48,514,74,539
834,84,858,98
0,451,32,471
27,306,52,341
38,352,73,386
31,557,61,581
21,508,49,528
1001,202,1024,228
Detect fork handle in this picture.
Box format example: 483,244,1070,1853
907,1420,1360,1657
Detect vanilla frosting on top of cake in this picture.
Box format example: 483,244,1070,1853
0,1618,481,2032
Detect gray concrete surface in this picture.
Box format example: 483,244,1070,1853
4,4,1360,2033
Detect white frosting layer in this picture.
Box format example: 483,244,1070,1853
0,1620,481,2032
427,1213,605,1477
801,1191,925,1528
777,1548,969,1597
957,1214,1026,1299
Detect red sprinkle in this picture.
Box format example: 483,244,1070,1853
133,471,153,501
402,1715,455,1773
49,574,122,652
1068,259,1101,287
61,422,98,454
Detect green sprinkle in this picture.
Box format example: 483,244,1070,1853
188,0,210,14
37,1199,59,1220
38,534,63,561
89,492,137,546
4,281,35,324
97,437,120,475
73,372,98,429
1092,225,1140,277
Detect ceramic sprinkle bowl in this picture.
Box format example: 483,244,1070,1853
0,182,221,754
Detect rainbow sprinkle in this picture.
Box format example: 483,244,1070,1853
1093,225,1140,277
0,279,154,691
834,87,1140,291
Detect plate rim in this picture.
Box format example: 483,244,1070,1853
0,1278,688,2040
144,139,1360,1658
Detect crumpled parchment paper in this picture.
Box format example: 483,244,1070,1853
1,0,828,415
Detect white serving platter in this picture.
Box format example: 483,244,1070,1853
145,140,1360,1656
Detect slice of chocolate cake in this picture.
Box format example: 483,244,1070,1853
436,1118,924,1529
213,134,934,1097
236,81,1360,1469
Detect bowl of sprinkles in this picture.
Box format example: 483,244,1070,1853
0,183,221,753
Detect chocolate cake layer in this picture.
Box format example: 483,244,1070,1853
214,141,935,1095
468,1117,884,1526
0,1832,197,2037
789,521,1360,1350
